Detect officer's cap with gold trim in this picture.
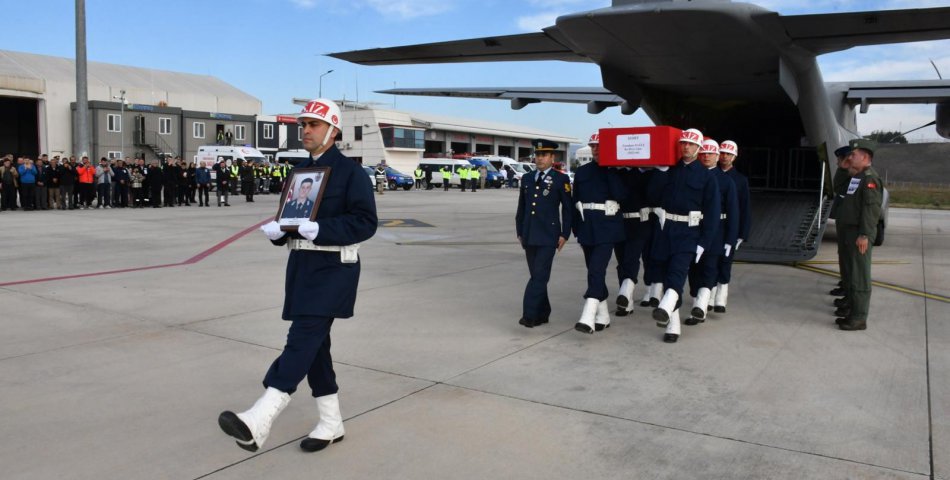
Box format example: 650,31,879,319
532,138,558,152
849,138,876,155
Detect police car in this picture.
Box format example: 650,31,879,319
385,167,414,190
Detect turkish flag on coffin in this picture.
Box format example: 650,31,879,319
597,126,683,167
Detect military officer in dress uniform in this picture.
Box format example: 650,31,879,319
515,138,573,328
685,140,738,325
834,139,883,331
572,132,627,333
650,128,721,343
281,177,316,219
829,145,853,304
711,140,751,313
218,98,377,453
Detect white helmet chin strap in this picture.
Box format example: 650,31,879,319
318,127,334,150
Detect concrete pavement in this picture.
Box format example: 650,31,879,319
1,189,946,479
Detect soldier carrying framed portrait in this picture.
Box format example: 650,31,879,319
276,167,330,231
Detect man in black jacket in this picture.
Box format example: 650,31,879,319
146,160,164,208
162,158,178,207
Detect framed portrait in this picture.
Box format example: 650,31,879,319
275,167,331,231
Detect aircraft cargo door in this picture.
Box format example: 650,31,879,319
0,96,39,158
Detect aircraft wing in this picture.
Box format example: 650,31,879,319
841,80,950,111
328,31,588,65
376,87,630,113
777,7,950,55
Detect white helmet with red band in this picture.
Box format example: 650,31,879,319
298,98,342,131
700,139,720,155
720,140,738,157
588,133,600,145
679,128,703,146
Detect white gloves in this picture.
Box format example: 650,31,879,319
260,221,286,241
575,201,585,222
604,200,620,216
736,238,744,251
724,244,732,257
655,166,669,172
298,220,320,241
695,245,704,263
655,207,666,230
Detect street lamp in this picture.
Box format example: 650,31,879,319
319,69,334,97
112,89,127,159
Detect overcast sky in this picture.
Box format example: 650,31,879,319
4,0,949,143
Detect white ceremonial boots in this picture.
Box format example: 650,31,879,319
300,393,346,452
640,284,653,307
218,387,291,452
688,287,712,323
664,309,681,343
615,278,635,316
574,297,600,334
649,282,664,308
653,289,679,327
713,283,729,313
595,300,611,331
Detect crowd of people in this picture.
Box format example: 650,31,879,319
0,153,293,211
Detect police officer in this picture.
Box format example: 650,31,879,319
440,166,451,191
651,128,720,343
834,139,883,331
711,140,751,313
829,145,852,302
572,133,626,333
219,98,377,453
374,163,387,195
458,164,469,192
414,166,424,189
685,140,737,325
515,139,572,328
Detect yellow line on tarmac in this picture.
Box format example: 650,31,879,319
792,264,950,303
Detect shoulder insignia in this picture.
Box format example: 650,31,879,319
564,183,571,193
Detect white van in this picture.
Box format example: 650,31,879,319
195,146,268,168
417,158,472,188
275,150,311,166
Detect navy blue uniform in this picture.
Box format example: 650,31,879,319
613,168,651,286
265,146,377,397
515,168,572,323
571,162,626,300
717,167,751,284
688,167,738,296
642,168,669,290
651,159,720,298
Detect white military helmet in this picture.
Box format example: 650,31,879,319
679,128,703,146
700,139,720,155
588,132,600,145
298,98,342,150
720,140,738,157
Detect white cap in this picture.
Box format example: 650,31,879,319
700,139,720,155
679,128,703,146
588,133,600,145
720,140,738,157
298,98,342,131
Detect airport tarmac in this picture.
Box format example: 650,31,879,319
1,189,947,480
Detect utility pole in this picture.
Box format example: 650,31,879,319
75,0,90,158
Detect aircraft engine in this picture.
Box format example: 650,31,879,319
937,102,950,139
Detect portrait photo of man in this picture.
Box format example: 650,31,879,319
277,169,328,228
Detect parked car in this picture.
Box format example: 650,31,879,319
361,165,377,190
385,167,414,190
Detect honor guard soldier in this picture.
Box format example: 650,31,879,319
829,145,852,302
219,98,377,453
711,140,751,313
606,133,652,316
572,133,627,333
834,139,883,331
515,138,573,328
650,128,720,343
639,164,671,307
685,140,738,325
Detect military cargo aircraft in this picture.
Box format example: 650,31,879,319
330,0,950,262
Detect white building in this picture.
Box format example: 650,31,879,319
291,99,577,174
